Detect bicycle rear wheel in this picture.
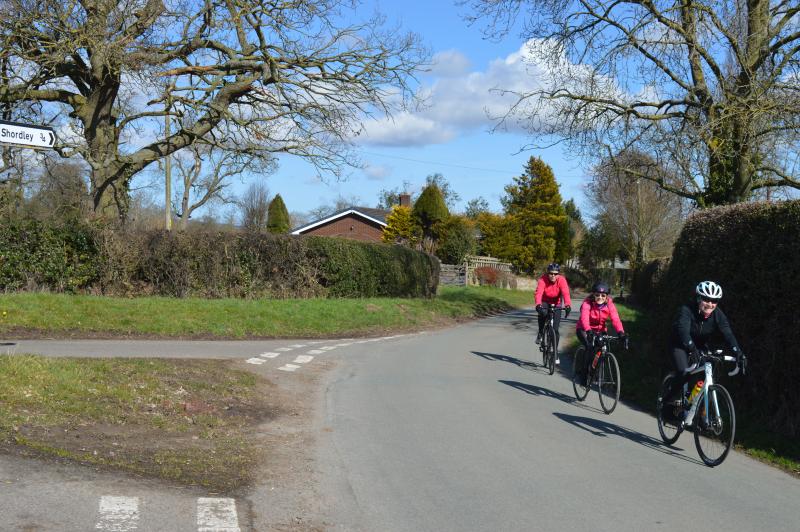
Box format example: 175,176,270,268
572,347,590,401
693,384,736,467
597,352,620,414
657,374,683,445
545,327,557,375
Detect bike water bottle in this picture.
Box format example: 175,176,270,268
591,350,601,369
688,381,704,403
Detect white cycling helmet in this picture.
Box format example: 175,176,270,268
696,281,723,301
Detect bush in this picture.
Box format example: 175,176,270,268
474,266,499,286
0,221,440,299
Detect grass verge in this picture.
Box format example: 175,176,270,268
613,301,800,476
0,286,531,339
0,355,273,492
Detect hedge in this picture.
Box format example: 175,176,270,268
0,221,439,299
632,200,800,438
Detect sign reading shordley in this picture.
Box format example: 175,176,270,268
0,119,56,149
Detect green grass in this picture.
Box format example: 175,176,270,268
614,301,800,476
0,355,269,491
0,286,532,338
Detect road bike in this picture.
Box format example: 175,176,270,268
572,334,625,414
538,305,564,375
656,349,746,467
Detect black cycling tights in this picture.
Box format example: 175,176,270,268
537,302,561,345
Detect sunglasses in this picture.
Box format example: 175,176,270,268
547,272,559,275
593,293,608,298
700,296,719,303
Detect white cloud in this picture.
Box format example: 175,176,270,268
357,40,556,147
430,49,472,77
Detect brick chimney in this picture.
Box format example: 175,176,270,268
399,193,411,207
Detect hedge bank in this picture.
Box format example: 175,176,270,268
632,200,800,439
0,221,439,299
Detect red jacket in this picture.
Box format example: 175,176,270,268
576,296,624,333
535,274,571,306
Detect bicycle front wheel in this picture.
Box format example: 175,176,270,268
657,374,683,445
540,325,550,367
597,352,620,414
572,347,590,401
545,327,557,375
693,384,736,467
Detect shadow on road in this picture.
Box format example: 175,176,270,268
498,379,601,414
472,350,550,374
553,412,703,465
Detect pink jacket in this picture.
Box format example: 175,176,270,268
576,296,624,333
535,274,571,306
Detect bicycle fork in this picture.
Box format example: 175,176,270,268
684,363,722,428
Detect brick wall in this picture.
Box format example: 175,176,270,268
301,213,384,242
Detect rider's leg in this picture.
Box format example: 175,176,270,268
535,305,547,342
665,346,690,401
576,329,592,383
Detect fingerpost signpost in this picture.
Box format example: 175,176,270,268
0,119,56,149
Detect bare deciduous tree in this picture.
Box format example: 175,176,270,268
0,0,426,221
588,152,686,268
171,141,275,231
239,181,270,231
464,1,800,206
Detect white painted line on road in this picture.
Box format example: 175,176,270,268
289,344,306,348
259,352,280,358
278,364,301,372
95,496,139,531
320,346,337,351
307,349,325,354
245,358,266,365
275,347,292,352
335,343,352,347
293,355,314,364
197,497,240,532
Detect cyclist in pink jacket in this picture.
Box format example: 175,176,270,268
535,263,572,364
575,282,628,384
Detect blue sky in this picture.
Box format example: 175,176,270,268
262,1,591,219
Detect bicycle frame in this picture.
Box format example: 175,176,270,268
683,350,738,428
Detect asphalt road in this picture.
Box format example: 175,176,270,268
1,310,798,531
313,309,800,532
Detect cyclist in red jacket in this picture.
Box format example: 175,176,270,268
535,263,572,365
574,282,627,384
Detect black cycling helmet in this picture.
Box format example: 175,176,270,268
591,282,610,294
546,263,560,273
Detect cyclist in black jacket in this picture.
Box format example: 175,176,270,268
664,281,744,401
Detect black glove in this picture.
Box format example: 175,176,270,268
586,330,596,348
618,332,629,350
688,344,700,363
535,304,544,316
564,305,571,318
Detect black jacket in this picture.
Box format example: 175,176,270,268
670,303,741,352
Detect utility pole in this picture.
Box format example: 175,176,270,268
164,90,172,231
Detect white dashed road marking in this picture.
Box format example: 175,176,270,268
289,344,306,348
278,364,301,372
293,355,314,364
259,352,280,358
307,349,325,355
197,497,240,532
320,346,337,351
95,496,139,531
245,357,266,365
275,347,292,352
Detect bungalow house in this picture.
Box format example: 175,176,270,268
291,194,411,242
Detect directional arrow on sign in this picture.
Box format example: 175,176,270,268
0,119,56,149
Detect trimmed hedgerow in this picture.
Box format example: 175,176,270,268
0,221,439,299
632,200,800,438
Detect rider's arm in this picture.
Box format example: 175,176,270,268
674,304,696,351
607,300,624,334
534,275,545,306
714,308,742,352
578,299,592,330
559,276,572,307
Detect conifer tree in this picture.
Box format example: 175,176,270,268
412,184,449,252
501,157,567,274
382,205,419,246
266,194,291,234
